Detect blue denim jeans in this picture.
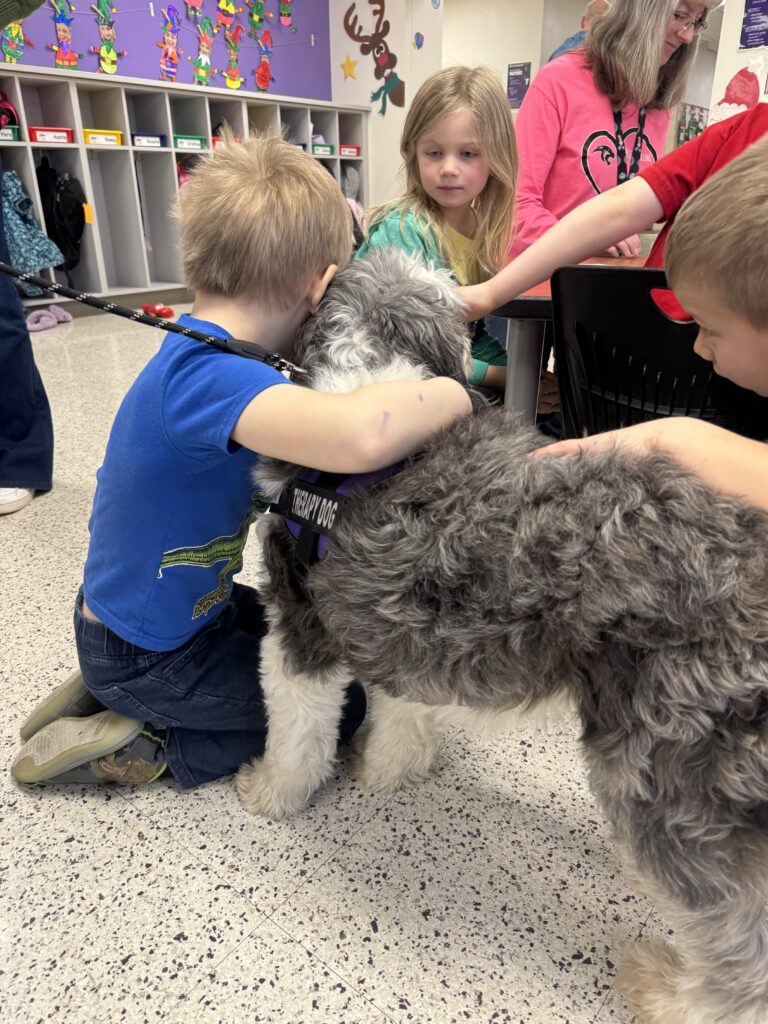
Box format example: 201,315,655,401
0,160,53,492
74,584,365,789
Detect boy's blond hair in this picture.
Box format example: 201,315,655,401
176,134,353,310
369,65,518,282
585,0,719,110
666,136,768,330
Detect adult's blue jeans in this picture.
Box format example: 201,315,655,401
74,584,366,789
0,159,53,492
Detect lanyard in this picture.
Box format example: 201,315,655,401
613,107,647,185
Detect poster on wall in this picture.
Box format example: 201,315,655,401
0,0,332,100
740,0,768,50
506,62,530,109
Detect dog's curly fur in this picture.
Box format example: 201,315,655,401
236,248,768,1024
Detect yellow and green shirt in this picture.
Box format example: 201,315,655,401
356,209,507,386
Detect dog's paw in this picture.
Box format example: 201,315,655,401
353,744,439,796
235,757,313,819
618,939,687,1024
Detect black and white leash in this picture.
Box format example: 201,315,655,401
0,260,308,383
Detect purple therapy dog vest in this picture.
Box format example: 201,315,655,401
271,464,404,584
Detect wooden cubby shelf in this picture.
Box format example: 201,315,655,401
0,67,369,300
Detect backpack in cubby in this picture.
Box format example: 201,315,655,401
0,91,19,130
36,157,87,283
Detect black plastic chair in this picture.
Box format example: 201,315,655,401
550,265,768,440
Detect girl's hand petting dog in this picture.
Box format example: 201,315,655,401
533,416,768,512
455,281,495,322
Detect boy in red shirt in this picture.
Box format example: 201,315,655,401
537,137,768,515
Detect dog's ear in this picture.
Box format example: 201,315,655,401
353,249,473,381
294,248,473,385
294,308,322,367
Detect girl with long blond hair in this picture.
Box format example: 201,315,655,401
357,65,518,392
509,0,719,261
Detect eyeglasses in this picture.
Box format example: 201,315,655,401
671,10,708,35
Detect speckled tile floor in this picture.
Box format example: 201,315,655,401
1,310,663,1023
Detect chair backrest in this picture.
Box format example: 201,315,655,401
551,265,768,439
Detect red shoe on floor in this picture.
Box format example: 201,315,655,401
141,302,174,319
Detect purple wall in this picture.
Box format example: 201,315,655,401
2,0,331,100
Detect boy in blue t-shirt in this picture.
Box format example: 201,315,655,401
11,135,472,790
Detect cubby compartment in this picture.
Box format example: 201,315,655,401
341,159,365,206
19,77,76,140
0,74,26,141
309,108,338,157
0,143,55,290
317,159,339,182
208,98,246,143
77,83,129,144
126,89,171,148
245,101,280,137
169,95,210,150
30,144,104,293
338,112,364,157
86,148,147,289
134,150,183,285
1,144,40,212
279,105,310,149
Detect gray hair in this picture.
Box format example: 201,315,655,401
585,0,719,109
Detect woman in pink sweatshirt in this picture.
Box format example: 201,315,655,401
508,0,716,261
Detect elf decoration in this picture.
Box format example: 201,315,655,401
222,23,244,89
253,26,273,91
2,20,34,63
244,0,271,40
214,0,243,33
183,0,203,21
156,5,182,81
89,0,126,74
47,0,82,69
278,0,296,32
188,17,217,85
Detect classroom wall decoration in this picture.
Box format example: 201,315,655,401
711,53,765,123
0,0,332,100
739,0,768,50
340,0,405,115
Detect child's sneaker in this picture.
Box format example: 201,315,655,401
11,711,168,786
19,670,106,741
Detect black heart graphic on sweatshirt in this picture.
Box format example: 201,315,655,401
581,128,657,194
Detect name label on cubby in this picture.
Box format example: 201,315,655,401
174,135,205,151
29,126,73,144
84,129,123,146
133,134,166,148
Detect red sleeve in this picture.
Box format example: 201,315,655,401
639,117,739,219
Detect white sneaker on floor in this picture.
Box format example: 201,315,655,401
0,487,34,515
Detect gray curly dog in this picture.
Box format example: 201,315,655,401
235,248,768,1024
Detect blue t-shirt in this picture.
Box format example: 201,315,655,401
83,314,291,651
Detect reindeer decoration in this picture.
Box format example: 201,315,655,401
343,0,404,116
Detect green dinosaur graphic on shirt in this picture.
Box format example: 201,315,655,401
158,499,267,619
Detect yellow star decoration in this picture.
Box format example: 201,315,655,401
340,53,358,80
